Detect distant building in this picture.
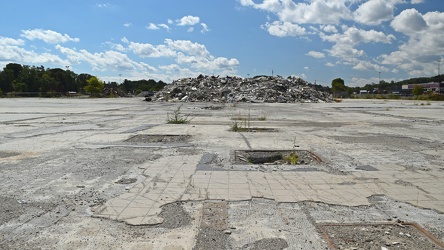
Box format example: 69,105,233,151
402,82,444,94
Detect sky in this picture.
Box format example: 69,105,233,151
0,0,443,87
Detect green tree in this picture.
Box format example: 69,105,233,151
412,85,424,96
84,76,104,97
331,78,346,93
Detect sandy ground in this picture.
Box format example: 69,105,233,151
0,98,443,250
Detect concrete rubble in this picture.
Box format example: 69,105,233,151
149,75,333,103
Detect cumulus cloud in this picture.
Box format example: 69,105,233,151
353,0,395,25
21,29,80,44
320,25,338,33
177,15,200,26
241,0,353,25
328,43,365,59
381,10,444,76
262,21,306,37
321,26,395,45
0,36,25,46
391,8,428,34
55,44,156,72
0,36,68,65
127,41,176,58
123,23,132,27
411,0,424,3
306,51,325,58
353,60,388,72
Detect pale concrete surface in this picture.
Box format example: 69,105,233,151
0,98,443,249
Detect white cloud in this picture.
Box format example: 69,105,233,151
328,43,365,59
239,0,354,25
0,36,68,65
353,60,388,72
187,27,194,33
306,51,325,58
411,0,424,3
55,44,155,72
321,26,395,45
147,23,159,30
96,3,111,8
123,23,132,27
0,36,25,46
177,15,200,26
325,62,335,67
280,0,352,24
21,29,80,44
320,25,338,33
127,42,176,58
391,8,428,34
167,19,173,24
164,39,211,57
201,23,210,33
381,10,444,76
158,24,170,31
262,21,306,37
353,0,395,25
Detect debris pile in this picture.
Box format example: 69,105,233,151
149,75,333,103
102,87,128,97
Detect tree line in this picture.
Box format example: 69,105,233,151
0,63,166,96
332,74,442,95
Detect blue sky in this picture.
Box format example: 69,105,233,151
0,0,443,86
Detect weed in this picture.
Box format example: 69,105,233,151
258,111,267,121
231,121,248,132
230,109,251,132
167,105,191,124
282,137,299,165
283,151,299,164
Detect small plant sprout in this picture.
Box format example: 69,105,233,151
258,111,267,121
283,137,299,165
167,105,191,124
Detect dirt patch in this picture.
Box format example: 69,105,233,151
0,196,55,225
234,150,321,165
125,134,191,143
115,178,137,185
319,223,444,250
202,105,224,110
230,127,278,132
0,151,20,158
241,238,289,250
193,201,230,250
155,202,192,229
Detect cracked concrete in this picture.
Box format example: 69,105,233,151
0,98,443,249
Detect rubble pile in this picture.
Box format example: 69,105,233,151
102,87,129,97
149,75,333,103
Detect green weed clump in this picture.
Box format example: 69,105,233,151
283,152,299,165
167,105,191,124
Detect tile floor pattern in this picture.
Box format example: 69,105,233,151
95,154,444,225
